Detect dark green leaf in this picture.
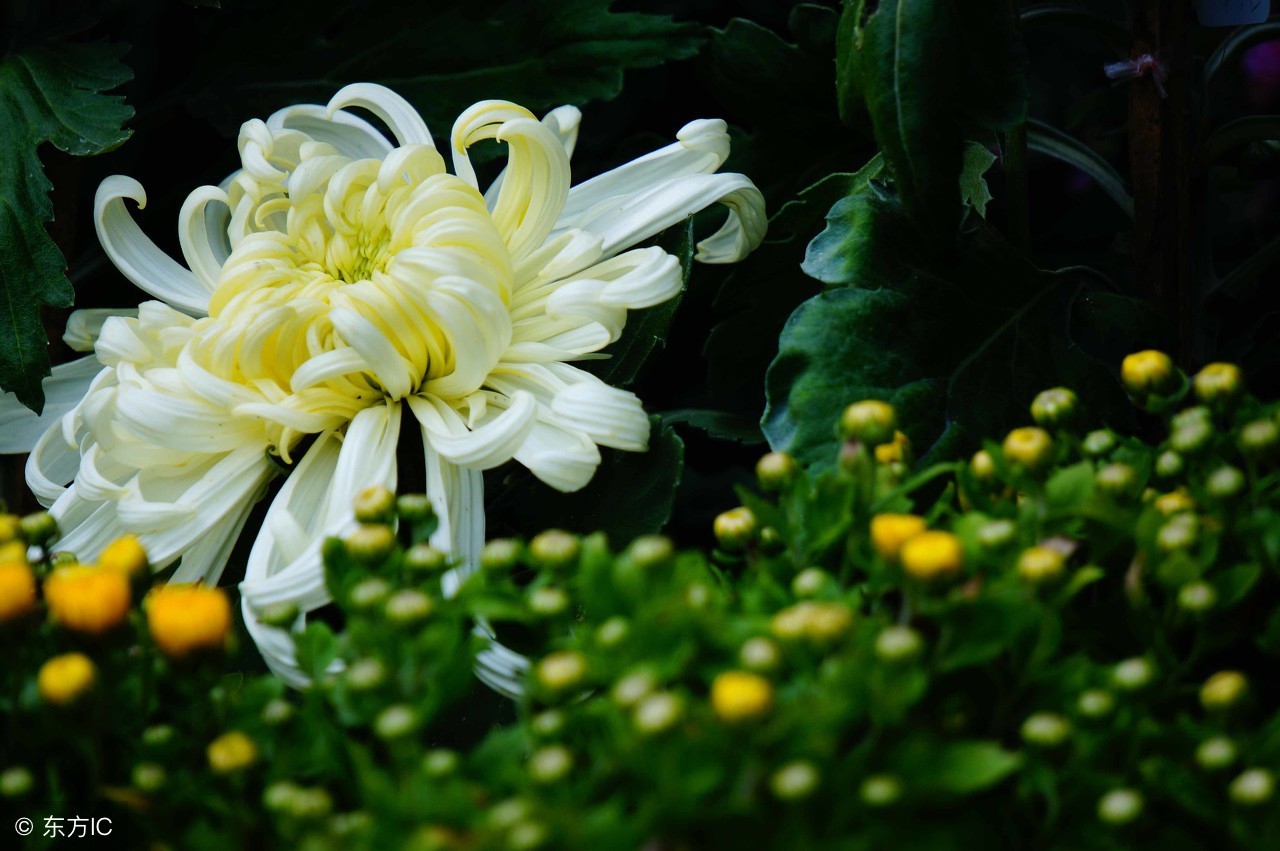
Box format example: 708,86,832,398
1027,119,1134,217
659,409,764,444
0,42,133,410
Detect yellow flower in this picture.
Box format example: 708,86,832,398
207,731,258,774
711,671,774,724
900,531,964,581
0,84,766,690
870,514,927,561
98,534,148,577
1002,427,1053,471
44,566,131,635
0,560,37,623
38,653,96,705
874,431,911,465
146,584,232,658
1121,350,1176,396
0,541,26,563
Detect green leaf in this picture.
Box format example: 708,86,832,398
659,409,764,444
1027,119,1134,217
188,0,702,134
1205,21,1280,84
488,418,684,545
587,219,692,388
1208,564,1262,608
294,622,338,683
960,142,997,218
1045,462,1095,510
895,738,1024,796
0,42,133,410
839,0,1026,239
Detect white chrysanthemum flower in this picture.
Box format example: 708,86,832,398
0,84,765,689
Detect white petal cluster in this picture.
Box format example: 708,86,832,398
0,84,766,688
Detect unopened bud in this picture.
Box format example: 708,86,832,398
353,485,396,524
859,774,902,807
1097,788,1144,825
1112,657,1155,691
633,692,682,736
1082,429,1118,458
977,519,1017,550
529,530,580,571
1200,671,1247,712
1239,419,1280,462
19,512,56,546
1002,427,1054,472
595,617,629,648
770,761,820,800
1121,350,1177,397
1206,466,1245,501
740,637,781,672
1017,546,1066,585
405,543,448,573
756,452,799,492
1193,362,1242,406
395,493,434,524
1021,712,1071,747
1155,450,1184,480
0,766,33,798
627,535,674,570
1030,387,1080,429
345,524,396,564
1077,689,1115,719
1095,463,1138,498
874,626,923,664
527,587,570,618
840,401,897,446
537,651,587,694
714,507,758,551
1229,768,1274,807
791,568,829,598
1177,581,1216,613
1195,736,1237,771
970,449,997,482
481,538,522,572
528,746,573,784
344,658,387,692
373,704,418,740
348,578,391,610
132,762,166,793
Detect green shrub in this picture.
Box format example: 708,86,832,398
2,354,1279,849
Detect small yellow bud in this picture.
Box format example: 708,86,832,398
756,452,799,491
633,692,683,736
900,531,964,581
1097,788,1144,825
536,650,587,693
713,506,758,551
840,400,897,446
0,514,22,544
344,524,397,564
0,541,26,563
98,534,149,577
1193,362,1242,405
874,431,911,465
37,653,96,706
529,529,581,570
1239,419,1280,461
528,745,573,784
769,602,852,644
207,732,258,774
1200,671,1248,712
146,585,232,658
0,560,37,624
352,484,396,524
770,761,820,800
1016,546,1066,585
1121,350,1177,397
970,449,997,482
1030,387,1080,428
1002,427,1054,472
1229,768,1274,807
44,565,131,635
1153,489,1195,517
711,671,774,724
870,513,927,561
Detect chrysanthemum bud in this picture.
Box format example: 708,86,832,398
870,514,927,561
345,524,396,564
1121,350,1177,397
976,519,1017,551
98,534,148,577
423,748,460,778
1082,429,1118,458
263,781,301,812
261,698,294,726
1177,581,1216,613
633,692,682,736
840,400,897,446
537,651,587,694
385,589,434,624
740,637,781,672
791,568,829,598
900,531,964,581
1031,387,1080,429
711,671,774,724
1097,788,1144,825
1112,657,1155,691
19,511,57,546
405,543,449,573
874,431,911,465
1229,769,1274,807
859,774,902,807
147,585,232,659
770,761,820,800
374,704,418,740
1021,712,1071,747
530,710,566,739
132,762,166,793
508,822,550,851
970,449,997,482
757,452,799,492
595,616,629,648
1193,362,1242,406
1077,689,1115,719
1095,463,1138,498
344,658,387,692
758,525,785,555
142,725,174,747
1200,671,1247,712
1003,427,1054,472
1017,546,1066,586
626,535,674,570
1153,489,1195,516
714,507,758,551
769,601,853,644
528,745,573,784
481,538,523,572
353,485,396,524
1156,514,1198,553
1206,465,1245,501
0,560,36,624
348,578,391,610
0,515,21,544
875,626,923,664
0,766,33,798
44,566,130,635
37,653,95,706
1169,419,1212,455
529,530,581,571
1196,737,1237,771
527,586,570,618
207,731,258,774
612,671,657,709
395,493,434,524
1155,450,1184,480
1238,419,1280,462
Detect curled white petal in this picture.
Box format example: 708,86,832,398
328,83,434,147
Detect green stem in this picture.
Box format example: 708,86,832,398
1005,123,1032,255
